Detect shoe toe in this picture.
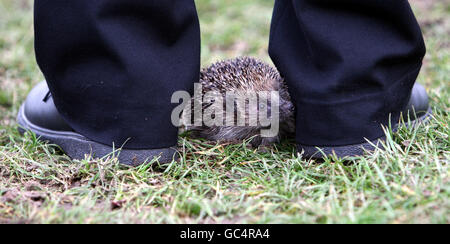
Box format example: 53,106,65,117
403,83,430,119
23,81,73,131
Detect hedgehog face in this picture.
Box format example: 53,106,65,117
186,56,296,146
279,87,295,121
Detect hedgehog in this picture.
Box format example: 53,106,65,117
181,57,295,147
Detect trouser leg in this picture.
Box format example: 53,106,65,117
269,0,426,147
34,0,201,149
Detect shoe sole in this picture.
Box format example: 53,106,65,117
17,105,178,166
298,107,433,159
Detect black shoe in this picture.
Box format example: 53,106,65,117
298,83,432,159
17,81,178,166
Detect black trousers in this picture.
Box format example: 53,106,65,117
34,0,425,149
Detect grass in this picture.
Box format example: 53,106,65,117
0,0,449,224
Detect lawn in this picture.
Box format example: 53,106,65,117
0,0,448,224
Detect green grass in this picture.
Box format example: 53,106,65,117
0,0,449,224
